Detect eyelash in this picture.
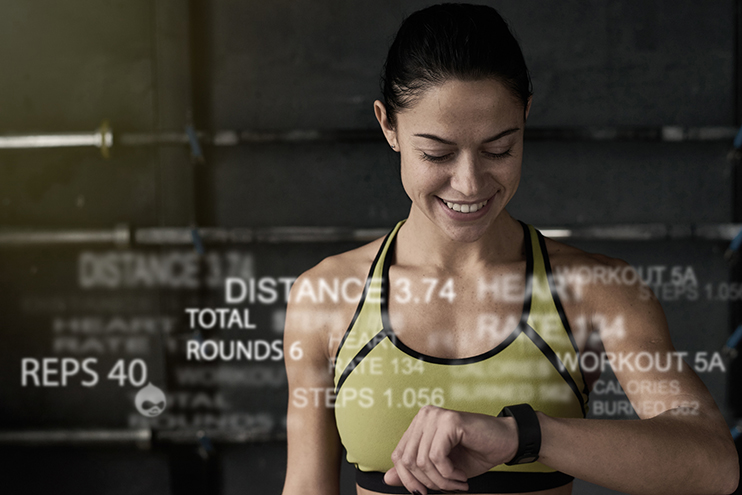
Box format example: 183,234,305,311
420,150,512,163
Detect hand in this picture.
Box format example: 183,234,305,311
383,405,519,495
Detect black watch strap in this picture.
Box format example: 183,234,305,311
498,404,541,465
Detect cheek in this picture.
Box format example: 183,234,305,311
506,164,521,183
510,169,522,192
499,161,522,197
399,159,442,197
496,156,522,183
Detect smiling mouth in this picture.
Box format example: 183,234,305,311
440,198,489,213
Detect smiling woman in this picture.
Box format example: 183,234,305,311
281,4,739,495
375,78,527,245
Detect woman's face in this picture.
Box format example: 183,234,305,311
376,78,530,243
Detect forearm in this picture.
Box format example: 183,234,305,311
537,410,739,495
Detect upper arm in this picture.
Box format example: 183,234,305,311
586,256,725,426
282,268,344,495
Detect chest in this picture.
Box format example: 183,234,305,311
385,265,531,358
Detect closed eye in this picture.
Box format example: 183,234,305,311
421,149,513,162
484,150,512,159
420,152,453,163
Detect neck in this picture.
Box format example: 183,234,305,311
395,207,524,271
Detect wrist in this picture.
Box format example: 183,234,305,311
534,411,554,464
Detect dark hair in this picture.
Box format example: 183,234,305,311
381,3,533,127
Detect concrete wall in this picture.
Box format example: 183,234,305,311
0,1,737,494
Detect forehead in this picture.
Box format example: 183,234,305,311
396,79,524,140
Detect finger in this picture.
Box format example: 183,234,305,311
415,408,467,486
383,467,402,486
414,420,455,489
416,428,468,492
429,423,467,481
396,417,441,492
427,426,469,491
394,459,431,495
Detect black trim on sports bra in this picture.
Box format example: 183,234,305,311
536,230,591,402
521,324,587,417
356,468,574,494
333,229,393,379
335,327,388,394
379,221,534,365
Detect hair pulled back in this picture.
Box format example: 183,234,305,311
381,3,532,127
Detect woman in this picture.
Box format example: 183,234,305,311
281,4,739,495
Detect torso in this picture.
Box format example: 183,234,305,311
316,219,604,495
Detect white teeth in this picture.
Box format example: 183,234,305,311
443,199,488,213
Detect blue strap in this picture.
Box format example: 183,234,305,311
191,227,205,255
198,432,214,453
186,124,204,160
725,324,742,350
729,228,742,253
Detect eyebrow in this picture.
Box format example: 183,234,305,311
412,127,521,145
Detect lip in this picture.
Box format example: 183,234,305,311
436,194,496,220
438,197,491,205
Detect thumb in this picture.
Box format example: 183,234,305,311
383,467,403,486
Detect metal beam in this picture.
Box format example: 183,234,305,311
0,428,281,446
0,125,739,153
0,223,740,247
0,429,151,447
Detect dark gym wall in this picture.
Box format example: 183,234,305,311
0,1,739,495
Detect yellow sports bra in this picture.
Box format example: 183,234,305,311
333,220,589,494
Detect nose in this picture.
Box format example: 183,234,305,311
450,153,485,198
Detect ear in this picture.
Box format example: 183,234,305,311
524,95,533,122
374,100,398,150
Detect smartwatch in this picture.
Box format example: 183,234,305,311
497,404,541,465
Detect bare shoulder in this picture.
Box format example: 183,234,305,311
542,235,629,271
301,236,385,284
540,234,671,351
285,236,386,360
541,235,647,316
